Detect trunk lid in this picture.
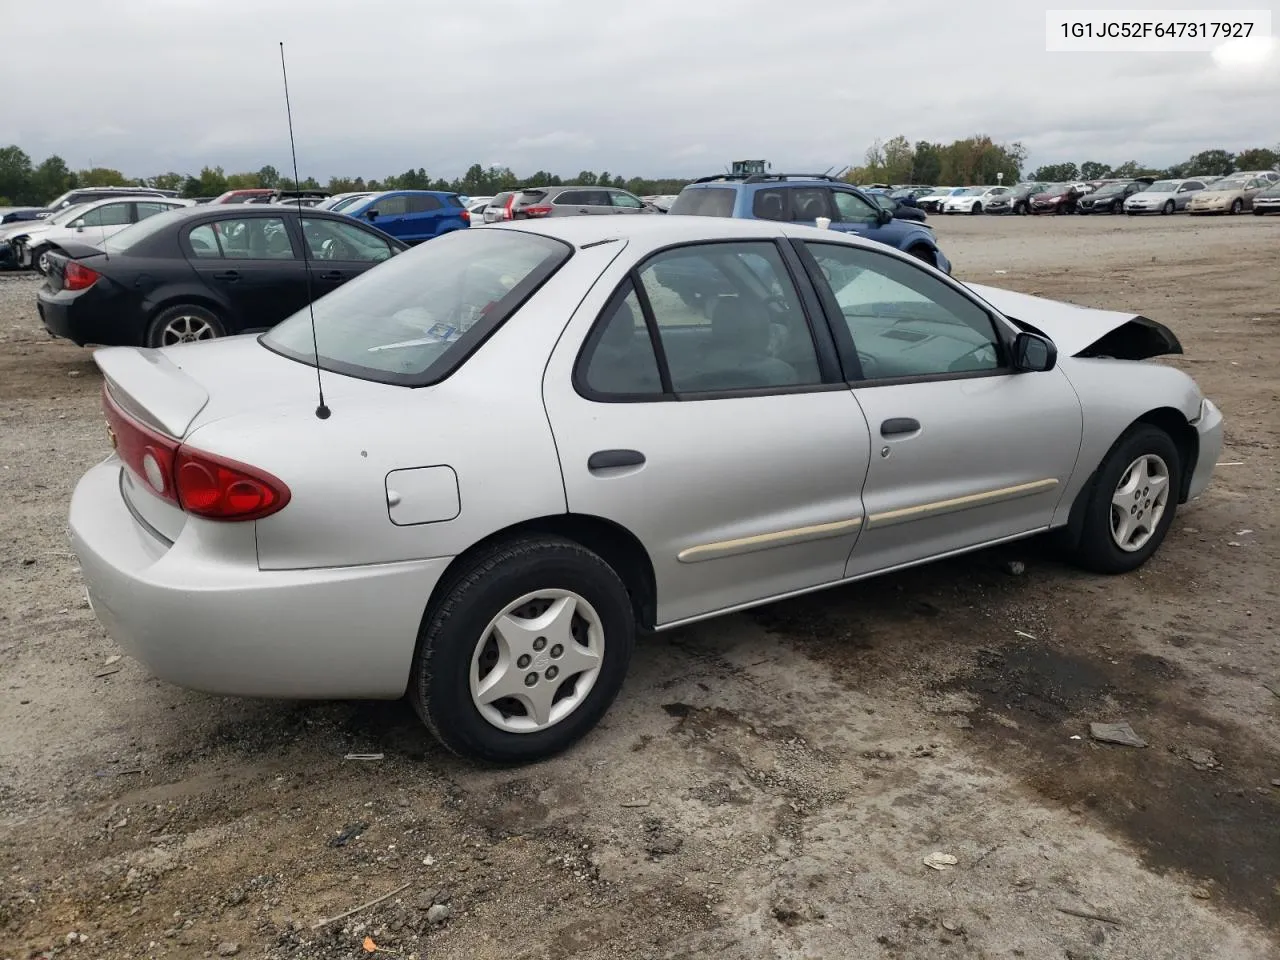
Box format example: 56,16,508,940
966,283,1182,360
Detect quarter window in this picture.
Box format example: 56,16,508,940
406,194,443,213
636,242,821,392
136,201,178,219
804,242,1002,380
579,281,663,396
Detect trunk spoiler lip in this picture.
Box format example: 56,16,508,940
93,346,209,439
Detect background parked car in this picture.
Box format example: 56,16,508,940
1123,178,1206,215
1251,182,1280,215
36,204,406,348
36,186,178,217
1077,178,1153,214
864,190,928,222
0,206,47,226
0,203,89,267
985,182,1048,215
342,190,470,243
643,194,680,211
917,187,963,213
1186,174,1274,215
210,189,276,205
942,185,1011,215
13,196,192,274
315,191,375,212
667,173,950,271
504,185,658,219
1028,183,1077,214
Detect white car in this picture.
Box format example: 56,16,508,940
1123,178,1209,215
15,196,191,273
69,216,1222,764
942,186,1011,215
465,196,494,223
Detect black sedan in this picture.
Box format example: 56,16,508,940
37,205,407,348
1076,179,1153,214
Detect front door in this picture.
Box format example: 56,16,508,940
184,214,310,332
795,239,1083,576
363,193,412,242
542,238,871,626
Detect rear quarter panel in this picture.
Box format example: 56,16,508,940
1050,357,1204,525
188,238,632,571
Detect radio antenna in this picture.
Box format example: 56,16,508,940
279,41,330,420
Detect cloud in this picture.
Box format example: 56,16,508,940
0,0,1274,183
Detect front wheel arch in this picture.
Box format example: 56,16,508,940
1060,406,1198,549
905,244,937,268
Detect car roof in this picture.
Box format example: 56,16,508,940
485,211,886,251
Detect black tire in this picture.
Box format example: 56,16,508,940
145,303,226,347
1230,199,1243,215
1162,200,1175,215
410,536,635,764
1065,425,1182,575
1254,208,1265,216
1015,201,1027,216
907,245,936,268
970,203,982,215
32,245,54,275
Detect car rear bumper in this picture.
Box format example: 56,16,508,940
38,283,144,347
70,459,453,699
1188,398,1223,501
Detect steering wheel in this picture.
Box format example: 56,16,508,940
319,237,345,260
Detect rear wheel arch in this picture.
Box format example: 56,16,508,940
420,513,658,639
146,291,232,327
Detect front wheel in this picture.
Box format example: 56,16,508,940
1230,199,1243,215
32,245,55,275
1065,425,1182,574
907,245,936,268
1162,200,1175,215
970,203,982,215
410,537,635,763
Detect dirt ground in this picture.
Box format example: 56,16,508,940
1,213,1278,960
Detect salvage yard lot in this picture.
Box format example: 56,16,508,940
1,215,1278,960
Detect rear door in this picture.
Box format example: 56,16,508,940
542,237,871,626
794,239,1082,576
299,216,398,296
183,214,310,332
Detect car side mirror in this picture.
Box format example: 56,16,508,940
365,210,378,220
1013,331,1057,372
875,208,893,225
73,220,85,231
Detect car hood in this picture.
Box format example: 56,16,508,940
1190,189,1240,201
965,284,1182,360
1129,190,1173,201
1031,192,1065,201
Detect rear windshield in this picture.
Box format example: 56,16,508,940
261,229,572,386
668,187,737,217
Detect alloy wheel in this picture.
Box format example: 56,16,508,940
159,314,218,345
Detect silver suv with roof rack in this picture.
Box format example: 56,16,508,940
483,185,658,222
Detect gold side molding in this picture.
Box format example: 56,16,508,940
866,478,1059,530
678,517,863,564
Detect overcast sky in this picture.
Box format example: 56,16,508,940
2,0,1276,182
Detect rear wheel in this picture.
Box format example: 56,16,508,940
1064,425,1181,574
32,245,55,275
410,537,635,763
146,304,226,347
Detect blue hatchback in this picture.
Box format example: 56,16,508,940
668,174,951,273
342,190,469,245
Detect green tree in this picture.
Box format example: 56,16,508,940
148,172,185,192
912,141,943,184
1110,160,1144,179
575,170,598,186
225,171,262,190
1031,162,1080,182
30,155,74,203
257,165,281,188
77,167,130,187
0,145,35,204
1080,161,1112,180
1235,147,1279,171
1184,149,1234,176
881,135,914,184
195,165,229,196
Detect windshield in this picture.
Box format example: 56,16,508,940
330,194,369,212
1094,183,1126,195
261,229,572,386
1147,180,1179,192
1211,177,1248,191
44,203,92,225
958,187,985,196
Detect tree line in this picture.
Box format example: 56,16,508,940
4,139,1279,207
0,145,693,206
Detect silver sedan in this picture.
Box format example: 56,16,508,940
69,216,1223,763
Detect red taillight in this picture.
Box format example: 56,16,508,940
102,385,289,522
503,194,517,219
461,208,471,223
522,205,553,218
175,448,289,521
64,260,100,291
